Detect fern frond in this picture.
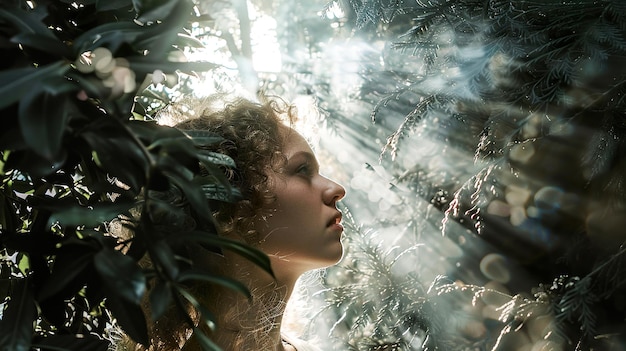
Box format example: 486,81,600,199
382,94,455,160
604,0,626,22
554,276,598,337
588,246,626,299
370,86,414,123
588,20,626,52
398,12,442,42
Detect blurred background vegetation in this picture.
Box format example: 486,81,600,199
1,0,625,350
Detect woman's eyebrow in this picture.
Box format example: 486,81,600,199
289,151,319,168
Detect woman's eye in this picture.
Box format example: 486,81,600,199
296,164,312,176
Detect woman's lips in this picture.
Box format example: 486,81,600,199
327,212,343,232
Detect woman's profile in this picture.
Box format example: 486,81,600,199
114,96,346,351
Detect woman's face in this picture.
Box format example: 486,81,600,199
256,127,346,275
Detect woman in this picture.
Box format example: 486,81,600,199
116,96,346,351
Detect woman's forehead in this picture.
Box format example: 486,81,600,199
280,127,314,157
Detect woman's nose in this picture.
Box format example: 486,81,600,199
323,177,346,206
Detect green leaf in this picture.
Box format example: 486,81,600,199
190,327,221,351
72,22,145,54
48,202,133,227
0,61,69,110
94,248,146,304
65,72,110,100
197,151,236,168
160,154,194,181
174,33,205,49
17,254,29,275
133,1,192,56
81,124,148,192
40,77,79,96
6,178,32,194
18,88,70,161
105,294,149,346
0,195,18,236
128,120,182,144
126,58,219,76
159,155,212,225
4,148,66,177
137,87,173,103
0,278,37,351
32,334,109,351
181,130,223,144
57,0,96,3
195,156,238,201
148,280,172,320
164,133,236,201
147,135,197,153
177,270,251,299
176,287,216,331
167,232,273,277
37,240,97,302
135,0,183,24
150,240,179,280
200,183,242,203
95,0,133,11
10,33,71,59
144,197,188,228
38,294,67,329
0,8,56,38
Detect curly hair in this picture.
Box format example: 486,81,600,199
170,95,295,242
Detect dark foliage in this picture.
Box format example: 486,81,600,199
0,1,270,350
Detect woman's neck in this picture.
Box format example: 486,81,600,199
197,254,300,351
